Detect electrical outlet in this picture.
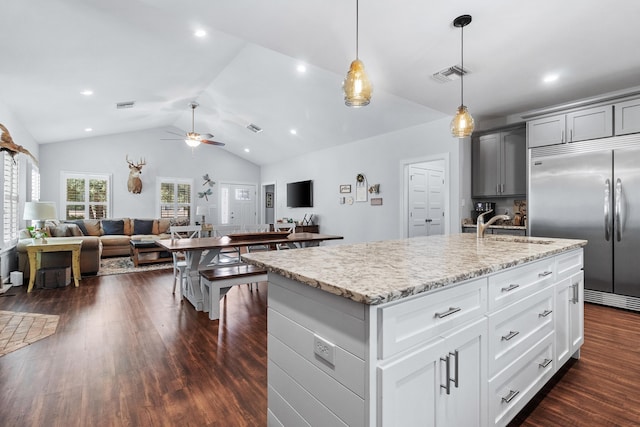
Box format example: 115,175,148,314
313,334,335,366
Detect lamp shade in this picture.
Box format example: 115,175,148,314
23,201,57,221
344,59,372,107
196,206,206,216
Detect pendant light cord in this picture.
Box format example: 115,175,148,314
460,24,464,106
355,0,360,59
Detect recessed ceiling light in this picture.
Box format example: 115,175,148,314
296,64,307,73
80,89,93,96
543,74,559,83
290,129,297,135
194,29,206,38
244,148,250,153
84,128,93,132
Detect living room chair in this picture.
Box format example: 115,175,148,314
169,225,202,298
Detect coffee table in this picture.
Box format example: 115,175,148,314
130,240,172,267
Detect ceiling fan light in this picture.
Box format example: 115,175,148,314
185,138,200,147
344,59,372,107
451,105,475,138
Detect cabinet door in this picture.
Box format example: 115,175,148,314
472,133,500,197
566,105,613,142
438,318,488,427
527,114,565,148
500,128,526,196
615,98,640,136
377,338,443,427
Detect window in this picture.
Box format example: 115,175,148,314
61,172,111,219
29,162,40,202
2,152,20,244
158,178,193,219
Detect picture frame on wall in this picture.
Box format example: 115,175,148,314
339,184,351,193
266,192,274,208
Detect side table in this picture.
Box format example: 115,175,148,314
27,240,83,292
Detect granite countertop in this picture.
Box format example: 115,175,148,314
242,233,586,306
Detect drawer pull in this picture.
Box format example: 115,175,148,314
501,284,519,293
539,358,553,369
501,389,520,404
435,307,461,319
501,330,519,341
450,350,459,388
538,271,553,278
538,309,553,318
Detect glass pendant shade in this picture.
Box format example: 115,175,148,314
185,138,200,147
451,105,475,138
344,59,372,107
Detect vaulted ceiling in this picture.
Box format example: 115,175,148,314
1,0,638,165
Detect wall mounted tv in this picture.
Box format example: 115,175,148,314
286,180,313,208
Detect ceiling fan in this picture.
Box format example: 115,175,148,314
162,102,225,148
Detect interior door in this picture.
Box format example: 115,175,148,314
220,183,257,226
408,164,444,238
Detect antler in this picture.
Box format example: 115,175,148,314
126,155,146,167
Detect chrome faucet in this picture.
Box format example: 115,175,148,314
477,210,510,238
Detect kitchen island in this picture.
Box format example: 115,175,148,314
242,233,587,427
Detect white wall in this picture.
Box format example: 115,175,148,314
39,128,260,220
261,117,468,245
0,102,39,162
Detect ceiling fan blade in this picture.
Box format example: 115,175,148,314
201,139,225,147
160,138,185,141
166,130,187,137
200,133,214,139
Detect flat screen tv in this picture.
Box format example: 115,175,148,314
286,180,313,208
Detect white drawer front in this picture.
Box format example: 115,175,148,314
379,278,487,359
488,258,555,311
488,332,555,427
555,249,584,281
488,286,554,378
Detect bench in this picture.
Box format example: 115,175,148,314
200,263,268,320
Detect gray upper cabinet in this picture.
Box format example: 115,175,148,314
615,98,640,136
472,126,526,198
527,105,613,148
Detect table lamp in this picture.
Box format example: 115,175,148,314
196,206,206,225
23,201,57,235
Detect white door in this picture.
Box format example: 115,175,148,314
408,163,445,237
219,183,257,225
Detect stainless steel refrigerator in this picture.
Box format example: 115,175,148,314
529,135,640,305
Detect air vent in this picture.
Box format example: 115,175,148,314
116,101,135,109
431,65,470,83
247,123,263,133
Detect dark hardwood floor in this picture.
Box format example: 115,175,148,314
1,271,639,426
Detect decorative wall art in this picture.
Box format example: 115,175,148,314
340,184,351,193
0,123,38,165
126,155,146,194
371,198,383,206
355,173,368,202
266,192,274,208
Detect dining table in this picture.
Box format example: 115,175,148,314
156,231,344,311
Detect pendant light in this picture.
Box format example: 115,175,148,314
343,0,372,107
450,14,475,138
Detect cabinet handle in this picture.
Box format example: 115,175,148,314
538,309,553,318
440,354,451,395
501,389,520,404
539,358,552,369
538,271,553,278
434,307,461,319
501,284,519,293
501,183,505,193
561,129,565,143
449,350,459,388
501,330,519,341
497,184,500,194
569,129,573,142
572,283,579,304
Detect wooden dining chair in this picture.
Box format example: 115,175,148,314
273,222,296,250
212,224,243,265
169,225,202,298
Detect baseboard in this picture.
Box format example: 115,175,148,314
585,289,640,312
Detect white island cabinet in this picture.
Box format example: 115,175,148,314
242,234,586,427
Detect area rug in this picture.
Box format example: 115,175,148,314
0,310,60,357
97,256,173,276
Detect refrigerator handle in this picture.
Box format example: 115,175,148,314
604,179,611,241
615,178,623,242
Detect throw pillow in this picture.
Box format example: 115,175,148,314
101,219,124,235
64,220,88,235
51,224,73,237
133,219,154,235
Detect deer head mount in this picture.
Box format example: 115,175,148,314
126,155,146,194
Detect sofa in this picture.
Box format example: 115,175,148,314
17,218,181,279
